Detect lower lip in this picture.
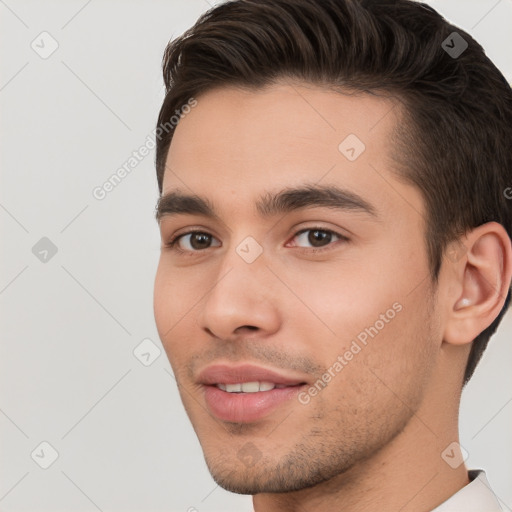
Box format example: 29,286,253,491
203,385,304,423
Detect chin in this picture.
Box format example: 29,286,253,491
204,451,353,495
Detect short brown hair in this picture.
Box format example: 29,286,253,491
155,0,512,385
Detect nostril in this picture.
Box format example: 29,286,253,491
234,325,259,334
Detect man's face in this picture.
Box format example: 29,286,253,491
154,83,442,493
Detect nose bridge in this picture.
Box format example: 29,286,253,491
199,237,280,338
214,232,269,295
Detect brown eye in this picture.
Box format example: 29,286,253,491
293,228,343,249
188,233,213,250
170,231,221,251
308,230,333,247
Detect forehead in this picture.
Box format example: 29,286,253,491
162,82,422,221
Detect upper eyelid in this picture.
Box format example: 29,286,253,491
293,227,345,237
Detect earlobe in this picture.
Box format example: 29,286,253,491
443,222,512,346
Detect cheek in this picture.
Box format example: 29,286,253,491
281,255,408,335
306,297,436,432
282,246,430,368
153,261,172,334
153,259,196,352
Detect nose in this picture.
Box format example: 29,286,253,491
198,249,281,341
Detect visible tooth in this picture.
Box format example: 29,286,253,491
241,381,260,393
218,382,280,393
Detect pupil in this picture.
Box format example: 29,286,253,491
308,230,331,247
191,233,211,249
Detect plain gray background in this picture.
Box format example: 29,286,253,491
1,1,511,511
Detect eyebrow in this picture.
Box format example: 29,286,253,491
155,183,378,222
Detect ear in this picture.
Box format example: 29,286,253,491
443,222,512,346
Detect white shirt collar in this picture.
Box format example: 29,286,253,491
431,470,503,511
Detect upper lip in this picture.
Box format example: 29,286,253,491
198,363,308,386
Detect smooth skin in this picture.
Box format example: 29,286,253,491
153,82,512,512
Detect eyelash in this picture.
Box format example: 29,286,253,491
164,227,349,256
